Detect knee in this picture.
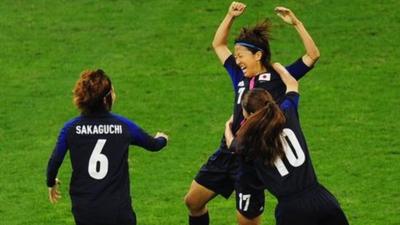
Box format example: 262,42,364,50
184,193,198,210
184,193,205,212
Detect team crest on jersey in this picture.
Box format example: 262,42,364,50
258,73,271,82
238,81,245,87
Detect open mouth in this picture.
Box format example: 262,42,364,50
240,66,247,74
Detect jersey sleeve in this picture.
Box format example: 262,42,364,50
285,58,313,80
46,119,77,187
129,124,167,151
114,115,167,151
280,92,300,113
224,54,243,91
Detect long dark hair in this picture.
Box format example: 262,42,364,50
235,19,272,70
236,88,285,166
73,69,113,115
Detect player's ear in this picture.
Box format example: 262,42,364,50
255,51,262,61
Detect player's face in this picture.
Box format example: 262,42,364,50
234,45,262,78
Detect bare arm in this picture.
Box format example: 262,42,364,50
275,7,320,67
224,115,234,148
273,63,299,93
213,2,246,64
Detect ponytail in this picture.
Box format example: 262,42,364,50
236,89,286,166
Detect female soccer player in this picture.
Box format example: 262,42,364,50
184,2,319,225
46,69,168,225
224,63,349,225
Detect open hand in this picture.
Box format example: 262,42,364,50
275,6,299,25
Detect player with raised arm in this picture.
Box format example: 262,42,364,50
46,69,168,225
224,64,349,225
184,2,320,225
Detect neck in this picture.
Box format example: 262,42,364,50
256,64,267,75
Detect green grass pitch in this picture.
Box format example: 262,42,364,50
0,0,399,224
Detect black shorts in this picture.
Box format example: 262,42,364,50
235,183,265,219
275,185,349,225
194,149,239,199
72,200,136,225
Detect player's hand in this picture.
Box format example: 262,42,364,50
275,7,300,25
48,178,61,204
225,115,234,128
155,132,169,141
228,1,246,17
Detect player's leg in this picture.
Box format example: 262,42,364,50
185,150,237,225
184,180,217,216
236,211,261,225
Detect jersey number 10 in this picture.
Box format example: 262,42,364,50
274,128,306,176
88,139,109,180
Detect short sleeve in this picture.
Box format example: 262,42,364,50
280,92,300,111
224,54,244,91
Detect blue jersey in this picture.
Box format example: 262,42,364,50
238,92,318,199
46,111,167,206
220,55,312,151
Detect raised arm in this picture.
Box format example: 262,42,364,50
275,7,320,67
212,1,246,64
224,115,234,148
273,63,299,93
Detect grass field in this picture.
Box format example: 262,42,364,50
0,0,399,224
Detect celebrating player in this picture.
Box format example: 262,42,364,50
184,2,319,225
46,69,168,225
224,64,349,225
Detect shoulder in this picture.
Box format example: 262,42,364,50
223,54,236,67
280,92,300,111
110,113,141,131
110,113,135,125
62,116,82,131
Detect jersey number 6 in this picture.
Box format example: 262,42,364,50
88,139,109,180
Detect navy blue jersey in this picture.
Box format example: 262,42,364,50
238,92,318,199
219,55,312,151
46,111,167,205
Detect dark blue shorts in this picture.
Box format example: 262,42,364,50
72,200,136,225
194,149,239,199
236,184,349,224
275,185,349,225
